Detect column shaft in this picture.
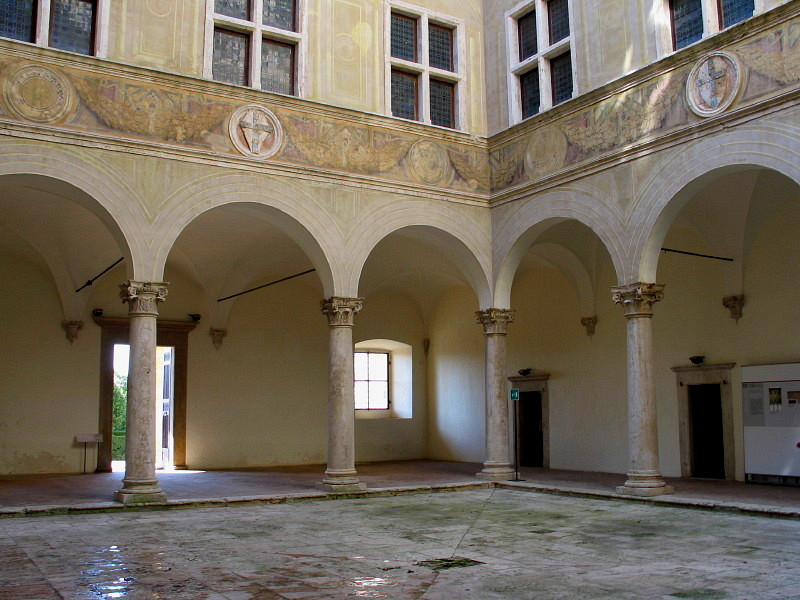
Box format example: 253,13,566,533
612,283,674,496
476,308,515,481
115,281,168,504
318,297,366,493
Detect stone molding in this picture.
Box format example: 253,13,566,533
120,281,168,316
475,308,515,335
61,320,83,343
581,316,597,337
722,294,745,322
321,297,363,327
611,283,664,318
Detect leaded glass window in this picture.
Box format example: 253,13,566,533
518,10,537,61
391,12,417,62
548,0,569,45
215,0,250,20
213,28,248,86
391,69,417,120
50,0,95,55
671,0,703,50
354,352,389,410
0,0,35,43
521,69,539,119
261,39,293,94
551,51,572,104
720,0,754,28
430,79,454,128
263,0,294,31
429,24,453,72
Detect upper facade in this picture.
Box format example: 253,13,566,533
0,0,790,139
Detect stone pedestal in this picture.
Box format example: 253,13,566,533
475,308,516,481
115,281,168,505
317,297,366,493
611,283,674,497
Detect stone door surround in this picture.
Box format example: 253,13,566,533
672,362,736,480
508,373,551,469
94,316,197,472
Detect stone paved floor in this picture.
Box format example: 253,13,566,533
2,488,799,600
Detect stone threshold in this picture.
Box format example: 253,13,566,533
2,479,798,520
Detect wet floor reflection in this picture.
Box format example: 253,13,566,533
82,545,135,599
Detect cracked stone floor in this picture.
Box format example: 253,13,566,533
1,488,799,600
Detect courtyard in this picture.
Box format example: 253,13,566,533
2,487,799,600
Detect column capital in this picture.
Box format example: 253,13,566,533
120,281,168,316
321,296,364,327
475,308,515,335
611,283,664,318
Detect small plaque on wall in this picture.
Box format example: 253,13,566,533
75,434,102,443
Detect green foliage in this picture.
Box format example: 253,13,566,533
112,433,126,461
112,374,128,432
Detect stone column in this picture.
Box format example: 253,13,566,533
475,308,516,481
115,281,168,505
611,283,674,496
317,297,366,492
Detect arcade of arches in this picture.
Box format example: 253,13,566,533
2,0,800,504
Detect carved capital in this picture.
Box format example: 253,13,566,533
475,308,515,335
120,281,168,316
209,328,227,350
61,320,83,344
722,294,745,323
611,283,664,318
581,316,597,337
321,297,363,327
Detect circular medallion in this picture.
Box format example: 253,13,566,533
686,51,742,117
228,105,283,159
525,126,568,178
3,64,76,123
407,140,452,186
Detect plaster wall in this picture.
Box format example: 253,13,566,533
0,253,100,475
427,286,486,462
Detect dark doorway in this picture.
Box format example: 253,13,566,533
518,391,544,467
688,384,725,479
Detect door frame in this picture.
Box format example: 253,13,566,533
94,316,196,472
672,362,736,480
508,373,551,469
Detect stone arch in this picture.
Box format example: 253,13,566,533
631,128,800,283
347,200,493,308
153,173,340,297
493,188,626,309
0,141,145,278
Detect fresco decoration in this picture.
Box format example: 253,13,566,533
72,76,231,143
447,147,490,191
491,15,800,192
280,113,412,174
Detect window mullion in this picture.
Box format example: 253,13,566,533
539,59,552,111
704,0,721,35
253,0,263,24
250,29,261,89
36,0,51,47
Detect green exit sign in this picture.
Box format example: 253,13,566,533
510,388,519,401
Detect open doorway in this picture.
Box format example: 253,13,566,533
111,344,176,472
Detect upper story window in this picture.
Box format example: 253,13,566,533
668,0,755,51
506,0,574,124
386,2,464,130
0,0,108,56
205,0,305,96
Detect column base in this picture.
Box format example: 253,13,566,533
316,469,366,493
476,463,515,481
114,477,167,505
616,470,674,497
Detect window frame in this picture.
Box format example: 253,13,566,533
506,0,576,125
656,0,762,56
204,0,306,96
384,0,466,130
0,0,110,57
354,350,391,411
